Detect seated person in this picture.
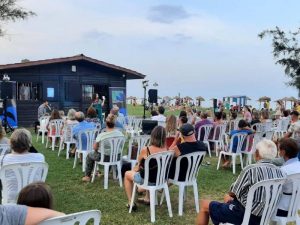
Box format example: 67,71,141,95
17,182,53,209
72,111,95,151
151,106,166,123
82,114,124,182
102,106,124,130
2,128,45,166
276,138,300,217
222,119,253,167
0,204,63,225
85,107,101,124
169,124,207,180
195,112,213,140
196,139,285,225
124,126,167,209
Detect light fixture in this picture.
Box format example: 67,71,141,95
153,82,158,87
2,73,10,81
122,74,126,78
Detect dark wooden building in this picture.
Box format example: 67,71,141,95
0,54,145,126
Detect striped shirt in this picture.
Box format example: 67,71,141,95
230,161,285,216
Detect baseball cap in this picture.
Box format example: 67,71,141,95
179,123,195,136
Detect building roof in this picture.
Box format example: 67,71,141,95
0,54,146,79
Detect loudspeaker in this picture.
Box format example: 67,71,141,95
142,120,158,135
148,89,158,103
1,82,15,99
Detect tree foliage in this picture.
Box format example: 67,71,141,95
0,0,35,36
259,26,300,91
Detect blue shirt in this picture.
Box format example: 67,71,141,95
230,129,253,153
73,121,95,150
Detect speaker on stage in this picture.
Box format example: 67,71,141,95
148,89,158,104
1,81,16,99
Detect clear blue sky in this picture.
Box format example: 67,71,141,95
0,0,299,107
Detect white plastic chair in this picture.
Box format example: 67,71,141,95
73,129,97,172
129,151,174,223
46,119,64,151
208,124,226,156
163,152,206,216
91,136,126,189
197,124,213,157
58,124,76,159
270,173,300,225
0,162,48,204
217,133,248,174
123,135,151,169
36,116,49,144
38,210,101,225
242,132,262,166
264,130,274,140
0,144,10,157
251,123,264,132
221,178,286,225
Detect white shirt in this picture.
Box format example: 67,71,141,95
278,157,300,211
151,114,166,122
2,153,45,166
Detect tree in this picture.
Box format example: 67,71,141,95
259,26,300,96
0,0,35,36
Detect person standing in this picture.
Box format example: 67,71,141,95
91,93,105,124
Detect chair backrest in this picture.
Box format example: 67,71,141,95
49,119,64,136
0,144,10,157
63,124,76,143
283,173,300,219
0,162,48,204
99,136,126,163
77,129,98,151
229,133,248,153
241,178,286,225
142,151,174,186
172,152,206,183
210,124,226,141
251,123,264,132
262,121,273,132
39,116,50,131
246,132,262,153
133,118,143,132
126,116,136,128
281,118,290,132
197,124,213,141
127,135,151,160
264,131,274,140
39,210,101,225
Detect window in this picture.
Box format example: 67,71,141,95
82,85,94,101
17,82,41,101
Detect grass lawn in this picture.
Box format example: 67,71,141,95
30,105,240,225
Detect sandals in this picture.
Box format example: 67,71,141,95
126,202,137,211
137,197,150,205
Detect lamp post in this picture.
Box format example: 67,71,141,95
142,80,149,119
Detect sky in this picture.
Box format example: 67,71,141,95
0,0,300,108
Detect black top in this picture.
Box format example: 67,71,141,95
139,147,158,183
168,141,207,181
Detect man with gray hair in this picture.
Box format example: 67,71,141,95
196,139,285,225
72,112,95,151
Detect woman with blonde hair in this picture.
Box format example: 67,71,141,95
165,115,177,137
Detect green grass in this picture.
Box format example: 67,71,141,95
29,106,240,225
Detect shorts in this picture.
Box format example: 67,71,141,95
133,172,155,186
209,200,261,225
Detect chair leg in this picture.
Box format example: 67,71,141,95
36,132,39,142
217,152,222,170
82,152,86,172
178,185,185,216
149,189,156,223
129,183,137,213
51,137,55,151
73,152,77,169
117,164,123,187
239,154,244,170
42,132,45,144
232,155,236,174
91,163,97,183
46,136,48,148
164,184,173,219
66,143,70,160
104,165,109,189
193,182,199,213
205,141,211,157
